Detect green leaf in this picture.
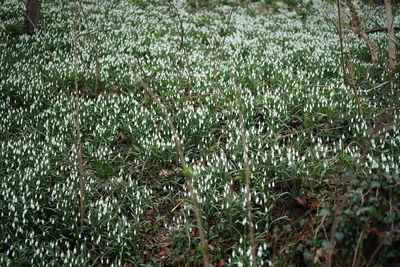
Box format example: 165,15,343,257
318,209,331,217
370,181,380,189
196,243,205,253
335,232,344,242
182,166,194,178
322,240,331,252
303,250,313,262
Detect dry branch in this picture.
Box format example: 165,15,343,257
337,0,363,116
25,2,87,227
131,59,210,267
385,0,397,85
345,0,378,64
237,95,257,267
72,6,86,227
365,26,400,34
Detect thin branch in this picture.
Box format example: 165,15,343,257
345,35,364,115
345,0,378,64
325,191,349,267
27,6,87,226
385,0,397,86
131,59,210,267
360,81,389,94
77,26,121,38
135,60,185,167
366,222,400,267
325,2,365,265
211,7,237,75
337,0,363,116
365,26,400,34
278,123,345,140
168,1,194,90
337,0,347,85
374,104,400,118
351,225,364,266
369,121,400,140
389,36,400,47
74,0,107,98
73,5,86,227
237,95,256,267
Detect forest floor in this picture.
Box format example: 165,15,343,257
1,0,400,266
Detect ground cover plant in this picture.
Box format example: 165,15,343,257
0,0,399,266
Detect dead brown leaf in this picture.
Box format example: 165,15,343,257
217,258,226,266
295,197,308,207
159,169,169,176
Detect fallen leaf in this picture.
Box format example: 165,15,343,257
295,197,307,207
159,169,169,176
313,248,324,263
217,258,225,266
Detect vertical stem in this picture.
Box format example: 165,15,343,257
345,0,378,65
385,0,397,88
169,1,194,90
73,6,86,227
95,44,100,97
346,41,363,116
337,0,362,116
337,0,347,85
134,62,209,266
325,191,349,267
237,95,256,267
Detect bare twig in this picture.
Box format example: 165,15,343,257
374,104,400,117
345,0,378,64
171,199,183,213
278,123,345,140
168,1,194,90
366,222,400,267
360,81,389,94
325,190,349,267
369,121,400,140
346,39,363,116
389,36,400,47
300,2,339,33
351,229,364,267
76,26,121,38
94,42,100,97
72,5,86,227
236,94,256,267
29,3,89,227
211,7,237,75
131,59,210,267
325,5,367,265
292,84,345,92
337,0,363,116
385,0,397,88
337,0,347,85
74,0,108,98
365,26,400,34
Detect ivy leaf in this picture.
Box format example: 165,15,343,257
318,209,331,217
303,250,313,262
335,232,344,242
322,240,331,252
